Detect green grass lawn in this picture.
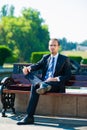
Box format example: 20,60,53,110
61,51,87,58
3,63,13,68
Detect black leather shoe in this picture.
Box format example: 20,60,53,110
36,82,52,94
17,115,34,125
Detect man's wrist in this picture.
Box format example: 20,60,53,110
55,77,60,82
27,66,31,72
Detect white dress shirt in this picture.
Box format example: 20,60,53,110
49,53,60,82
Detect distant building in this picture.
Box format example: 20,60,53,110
77,45,87,51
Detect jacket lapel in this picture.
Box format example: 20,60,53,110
46,55,51,70
54,54,62,75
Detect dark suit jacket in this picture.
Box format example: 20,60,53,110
30,54,71,92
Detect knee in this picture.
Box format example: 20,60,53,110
31,85,39,92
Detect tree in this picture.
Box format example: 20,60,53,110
80,40,87,46
0,7,50,62
0,4,15,19
0,5,8,18
9,5,15,17
20,8,50,61
59,37,77,50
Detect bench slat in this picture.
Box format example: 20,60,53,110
70,75,87,81
3,89,87,97
3,89,30,94
66,81,87,87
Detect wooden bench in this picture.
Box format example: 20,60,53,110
0,63,87,117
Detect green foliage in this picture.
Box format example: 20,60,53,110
5,54,18,63
31,51,85,65
0,4,15,18
0,7,50,62
0,45,12,66
30,51,50,63
68,56,82,64
80,40,87,46
59,37,77,50
81,58,87,64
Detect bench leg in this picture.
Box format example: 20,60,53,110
1,93,15,117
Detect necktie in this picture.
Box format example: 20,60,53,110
44,57,55,80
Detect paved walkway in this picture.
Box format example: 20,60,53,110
0,112,87,130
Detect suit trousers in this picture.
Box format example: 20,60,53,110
25,73,65,117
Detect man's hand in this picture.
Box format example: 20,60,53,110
22,66,31,75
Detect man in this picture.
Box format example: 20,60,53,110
17,38,71,125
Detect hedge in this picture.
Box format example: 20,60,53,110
68,56,82,64
81,58,87,64
0,46,12,66
30,51,86,65
30,51,50,63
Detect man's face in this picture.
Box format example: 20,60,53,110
48,40,60,55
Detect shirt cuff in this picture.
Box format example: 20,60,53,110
56,77,60,82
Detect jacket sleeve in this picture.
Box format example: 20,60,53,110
29,55,46,71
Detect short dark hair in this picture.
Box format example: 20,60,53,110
50,38,60,46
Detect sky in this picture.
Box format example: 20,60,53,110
0,0,87,43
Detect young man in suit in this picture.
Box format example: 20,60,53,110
17,38,71,125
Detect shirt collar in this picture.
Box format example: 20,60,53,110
51,53,58,58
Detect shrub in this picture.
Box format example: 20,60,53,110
81,58,87,64
0,45,12,66
30,51,50,63
68,56,82,64
5,54,18,63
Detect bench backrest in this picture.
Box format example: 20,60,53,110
66,75,87,87
8,63,87,90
